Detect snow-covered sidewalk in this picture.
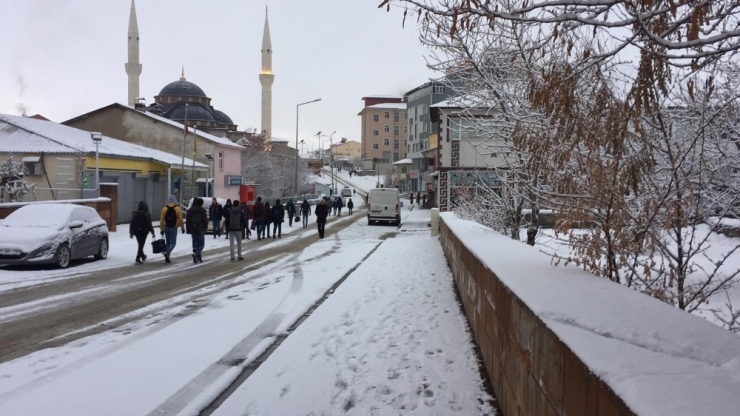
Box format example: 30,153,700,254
213,222,494,415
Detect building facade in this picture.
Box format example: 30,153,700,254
358,96,407,164
404,80,457,192
64,104,243,203
431,101,507,211
328,140,361,162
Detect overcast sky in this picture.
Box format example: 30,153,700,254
0,0,435,154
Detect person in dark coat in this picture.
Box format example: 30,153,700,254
223,199,233,240
225,200,245,261
263,201,272,239
286,198,296,227
347,198,354,215
300,198,311,228
271,199,285,238
337,196,344,216
186,197,209,263
209,198,223,238
240,201,251,240
416,192,421,205
314,199,329,239
252,197,266,241
410,193,415,204
129,200,155,264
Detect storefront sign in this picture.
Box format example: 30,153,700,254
409,170,419,179
225,175,242,186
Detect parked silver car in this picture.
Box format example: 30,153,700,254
0,204,109,268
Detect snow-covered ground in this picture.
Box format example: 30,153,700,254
0,178,494,415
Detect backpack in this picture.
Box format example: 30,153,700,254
228,209,242,231
164,205,177,227
130,211,145,235
189,208,205,233
273,207,281,222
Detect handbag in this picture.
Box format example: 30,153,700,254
151,238,166,254
250,220,256,230
295,216,300,222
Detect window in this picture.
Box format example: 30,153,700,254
384,125,390,133
404,113,407,119
384,138,390,146
393,152,399,161
394,139,399,149
394,126,399,135
384,111,390,119
373,130,379,136
434,85,446,94
373,114,379,122
21,156,42,176
373,144,379,149
404,126,407,133
218,152,224,170
394,113,399,122
404,140,407,146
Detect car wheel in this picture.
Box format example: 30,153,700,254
94,238,108,260
56,244,71,269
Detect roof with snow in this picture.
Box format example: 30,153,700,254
367,103,407,110
393,158,412,164
0,113,207,168
65,103,243,149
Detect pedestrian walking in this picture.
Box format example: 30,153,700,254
186,197,208,264
417,192,421,206
332,197,338,216
209,197,223,238
240,201,251,240
410,193,415,204
129,200,155,264
337,196,344,216
422,193,427,207
347,198,354,215
225,200,245,261
253,197,266,240
315,199,328,239
300,198,311,228
271,199,285,238
159,195,185,264
286,198,296,227
264,201,272,239
223,199,233,240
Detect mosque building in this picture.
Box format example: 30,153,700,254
125,0,274,143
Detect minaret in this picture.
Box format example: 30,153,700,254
259,6,274,141
125,0,142,107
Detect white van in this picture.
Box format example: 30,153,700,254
367,188,401,226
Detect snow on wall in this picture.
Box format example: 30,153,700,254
439,212,740,416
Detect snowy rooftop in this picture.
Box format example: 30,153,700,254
0,113,207,168
392,158,412,164
367,103,407,110
119,105,243,149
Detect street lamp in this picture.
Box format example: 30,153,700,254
205,153,213,197
315,131,322,160
300,139,305,155
295,98,321,196
329,131,336,194
178,103,189,201
90,132,102,197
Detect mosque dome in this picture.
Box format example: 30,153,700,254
158,79,208,98
212,109,234,125
168,104,215,122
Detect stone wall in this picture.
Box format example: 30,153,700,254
439,217,633,416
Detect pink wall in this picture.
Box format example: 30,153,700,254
211,144,243,200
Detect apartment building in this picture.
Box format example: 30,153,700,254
358,96,407,164
404,80,457,192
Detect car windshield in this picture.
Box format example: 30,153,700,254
1,205,73,228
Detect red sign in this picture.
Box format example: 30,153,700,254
409,170,419,179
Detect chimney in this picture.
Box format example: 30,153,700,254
134,97,146,111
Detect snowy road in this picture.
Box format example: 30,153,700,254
0,179,493,415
